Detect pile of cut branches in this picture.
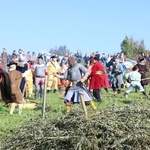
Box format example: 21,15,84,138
2,103,150,150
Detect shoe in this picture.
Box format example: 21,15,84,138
114,91,118,95
104,88,108,93
47,90,52,94
124,93,128,98
65,105,71,113
98,100,102,103
53,89,57,93
117,89,121,94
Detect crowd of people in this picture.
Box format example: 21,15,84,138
0,48,149,115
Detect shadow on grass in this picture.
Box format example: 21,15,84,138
121,100,133,104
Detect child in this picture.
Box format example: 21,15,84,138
124,65,147,98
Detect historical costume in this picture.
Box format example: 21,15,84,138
1,48,8,71
88,56,109,102
136,57,149,91
124,65,148,98
46,55,60,93
15,58,28,94
111,59,124,94
34,56,47,100
55,56,97,113
0,61,24,115
58,62,69,98
25,61,34,98
0,57,3,69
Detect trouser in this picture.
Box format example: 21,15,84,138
9,103,23,115
47,76,58,90
35,89,44,100
26,81,33,97
125,83,144,94
65,101,97,113
113,74,124,91
93,89,102,102
35,77,45,100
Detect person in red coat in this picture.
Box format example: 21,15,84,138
88,56,109,102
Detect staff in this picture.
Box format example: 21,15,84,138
42,75,48,118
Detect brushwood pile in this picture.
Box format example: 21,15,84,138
2,103,150,150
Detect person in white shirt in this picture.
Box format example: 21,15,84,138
124,65,148,98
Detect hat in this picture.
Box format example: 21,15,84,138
38,56,43,60
139,57,145,62
51,55,57,59
68,56,77,66
7,61,17,66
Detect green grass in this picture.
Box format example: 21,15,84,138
0,87,150,144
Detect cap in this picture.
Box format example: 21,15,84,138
139,57,145,62
7,61,17,66
51,55,57,59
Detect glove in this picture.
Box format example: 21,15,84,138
45,72,48,76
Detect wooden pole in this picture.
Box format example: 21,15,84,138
79,93,88,119
42,75,48,118
141,77,150,80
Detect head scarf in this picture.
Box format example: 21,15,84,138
68,56,77,66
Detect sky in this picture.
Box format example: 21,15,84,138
0,0,150,56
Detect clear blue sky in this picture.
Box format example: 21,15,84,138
0,0,150,56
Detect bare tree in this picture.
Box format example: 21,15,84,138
49,45,70,56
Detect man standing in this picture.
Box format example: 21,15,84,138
34,56,47,100
0,61,24,115
55,56,97,114
112,58,124,94
1,48,8,71
74,49,82,63
46,55,60,93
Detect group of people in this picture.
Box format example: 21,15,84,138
0,48,149,115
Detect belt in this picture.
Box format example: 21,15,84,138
69,80,78,86
36,76,45,78
95,70,104,75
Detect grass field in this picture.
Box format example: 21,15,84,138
0,86,150,147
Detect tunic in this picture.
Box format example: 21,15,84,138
62,63,90,103
88,62,106,90
136,63,149,85
0,69,23,104
8,70,23,104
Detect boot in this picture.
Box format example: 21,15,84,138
65,105,71,114
18,104,23,115
124,93,128,98
9,103,16,115
142,91,150,99
89,101,97,112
